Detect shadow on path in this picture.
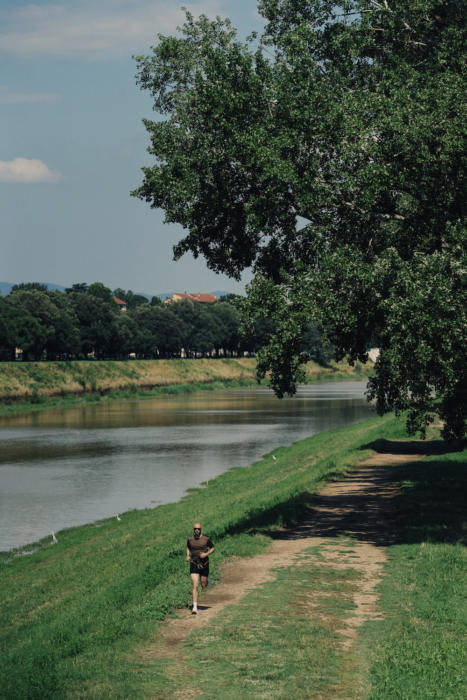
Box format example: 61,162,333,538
271,438,466,549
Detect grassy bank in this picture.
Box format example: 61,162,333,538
165,443,466,700
359,448,466,699
1,413,402,699
0,378,260,418
0,358,258,402
0,357,373,414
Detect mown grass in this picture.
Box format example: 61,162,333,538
0,357,373,415
138,436,467,700
359,447,467,700
1,413,403,699
144,544,362,700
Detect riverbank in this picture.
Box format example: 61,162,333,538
2,412,450,699
141,441,466,699
0,357,373,415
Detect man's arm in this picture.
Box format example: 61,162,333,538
200,545,215,559
186,546,191,562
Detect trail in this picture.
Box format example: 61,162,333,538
140,441,427,698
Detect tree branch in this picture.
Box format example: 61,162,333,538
343,201,406,221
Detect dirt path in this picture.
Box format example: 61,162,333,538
140,443,426,696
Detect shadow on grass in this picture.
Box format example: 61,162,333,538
364,437,461,456
221,440,466,550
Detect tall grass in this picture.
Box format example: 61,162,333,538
1,413,404,699
0,358,258,403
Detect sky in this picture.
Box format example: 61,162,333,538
1,0,263,296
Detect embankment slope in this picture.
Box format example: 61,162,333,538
0,357,372,404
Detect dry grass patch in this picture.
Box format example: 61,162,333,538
0,356,372,405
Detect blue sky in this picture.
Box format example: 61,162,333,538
1,0,262,295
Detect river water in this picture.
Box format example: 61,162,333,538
0,381,373,551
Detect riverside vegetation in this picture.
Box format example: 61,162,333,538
0,283,336,365
1,413,465,698
166,441,466,700
133,1,466,441
0,356,372,414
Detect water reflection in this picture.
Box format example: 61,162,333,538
0,382,373,551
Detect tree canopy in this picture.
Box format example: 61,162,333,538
0,286,275,360
133,0,466,439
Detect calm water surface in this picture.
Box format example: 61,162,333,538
0,382,373,551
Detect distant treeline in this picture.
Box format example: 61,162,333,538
0,282,333,362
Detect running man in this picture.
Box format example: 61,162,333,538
186,522,215,614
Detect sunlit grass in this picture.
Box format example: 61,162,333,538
150,539,364,700
1,413,404,699
174,557,361,700
0,358,258,402
0,357,373,414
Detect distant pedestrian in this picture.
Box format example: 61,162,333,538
186,522,215,614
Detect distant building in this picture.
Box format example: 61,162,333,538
114,296,127,311
166,292,219,304
367,348,380,362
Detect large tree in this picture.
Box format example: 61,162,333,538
7,290,61,361
209,301,242,355
132,305,182,356
0,297,45,361
44,291,80,359
87,282,116,306
69,294,119,359
133,1,466,439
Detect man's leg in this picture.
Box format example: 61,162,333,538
191,573,200,613
200,574,209,589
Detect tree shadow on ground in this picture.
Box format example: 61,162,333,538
363,437,460,456
223,440,466,550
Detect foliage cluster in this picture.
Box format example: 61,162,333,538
0,283,303,361
133,1,466,438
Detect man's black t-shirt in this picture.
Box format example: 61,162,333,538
187,534,214,566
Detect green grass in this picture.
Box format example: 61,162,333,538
0,413,407,699
357,448,467,700
137,441,467,700
134,535,372,699
175,554,361,700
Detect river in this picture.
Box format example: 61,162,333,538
0,381,373,551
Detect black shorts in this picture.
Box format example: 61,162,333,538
190,562,209,577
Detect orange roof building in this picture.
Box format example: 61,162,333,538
168,292,219,304
114,296,128,311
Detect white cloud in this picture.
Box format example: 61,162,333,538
0,1,225,58
0,158,62,184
